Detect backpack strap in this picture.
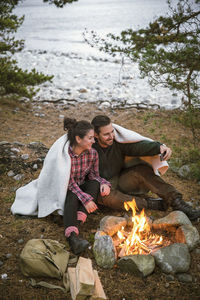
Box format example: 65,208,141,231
30,278,68,293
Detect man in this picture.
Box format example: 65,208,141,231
91,115,200,221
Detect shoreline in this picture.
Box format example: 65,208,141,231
14,49,182,110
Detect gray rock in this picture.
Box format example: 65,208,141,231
99,216,127,237
153,211,192,229
32,164,38,170
10,147,20,153
1,273,8,280
99,102,111,109
13,174,24,181
165,274,175,281
93,235,116,269
117,254,155,277
175,225,200,250
18,239,24,244
0,141,10,145
178,165,191,179
21,154,29,160
7,170,15,177
152,243,190,274
177,273,193,283
6,253,12,259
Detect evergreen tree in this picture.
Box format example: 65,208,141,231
85,0,200,143
0,0,78,98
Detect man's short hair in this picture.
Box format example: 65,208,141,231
91,115,111,134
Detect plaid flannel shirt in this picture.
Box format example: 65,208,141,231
68,147,110,206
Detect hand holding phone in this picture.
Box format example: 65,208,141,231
160,151,166,161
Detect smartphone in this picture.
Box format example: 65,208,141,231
160,151,166,161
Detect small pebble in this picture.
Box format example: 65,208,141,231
177,273,193,283
6,253,12,259
10,147,20,153
18,239,24,244
166,274,175,281
21,154,29,160
0,141,9,145
7,170,15,177
13,174,24,181
32,164,38,170
1,273,8,280
165,283,170,288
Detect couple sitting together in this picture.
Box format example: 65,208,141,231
11,115,200,255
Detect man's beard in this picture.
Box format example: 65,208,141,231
102,139,113,146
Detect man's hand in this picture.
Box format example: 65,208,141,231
85,201,98,214
100,184,110,197
160,144,172,161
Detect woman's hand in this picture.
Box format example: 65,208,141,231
85,200,98,213
100,184,110,197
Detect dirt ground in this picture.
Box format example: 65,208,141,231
0,97,200,300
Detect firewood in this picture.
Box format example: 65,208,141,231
67,267,87,300
76,257,95,296
89,270,107,300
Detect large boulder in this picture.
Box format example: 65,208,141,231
117,254,155,277
151,243,190,274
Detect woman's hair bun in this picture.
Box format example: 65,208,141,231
63,117,77,131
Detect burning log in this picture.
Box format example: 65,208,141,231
115,198,172,257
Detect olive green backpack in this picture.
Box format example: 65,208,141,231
20,239,77,292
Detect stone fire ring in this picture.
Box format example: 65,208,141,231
93,211,200,277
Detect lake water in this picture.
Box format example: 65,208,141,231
13,0,181,109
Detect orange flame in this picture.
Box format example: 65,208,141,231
117,198,165,256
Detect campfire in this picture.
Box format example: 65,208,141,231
93,201,199,275
114,199,172,257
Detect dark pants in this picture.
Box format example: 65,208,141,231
99,164,181,210
63,180,100,231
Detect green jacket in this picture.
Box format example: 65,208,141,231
93,140,162,181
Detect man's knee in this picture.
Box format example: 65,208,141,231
98,189,132,210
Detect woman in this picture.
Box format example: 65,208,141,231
63,117,111,255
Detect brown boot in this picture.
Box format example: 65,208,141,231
172,197,200,221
